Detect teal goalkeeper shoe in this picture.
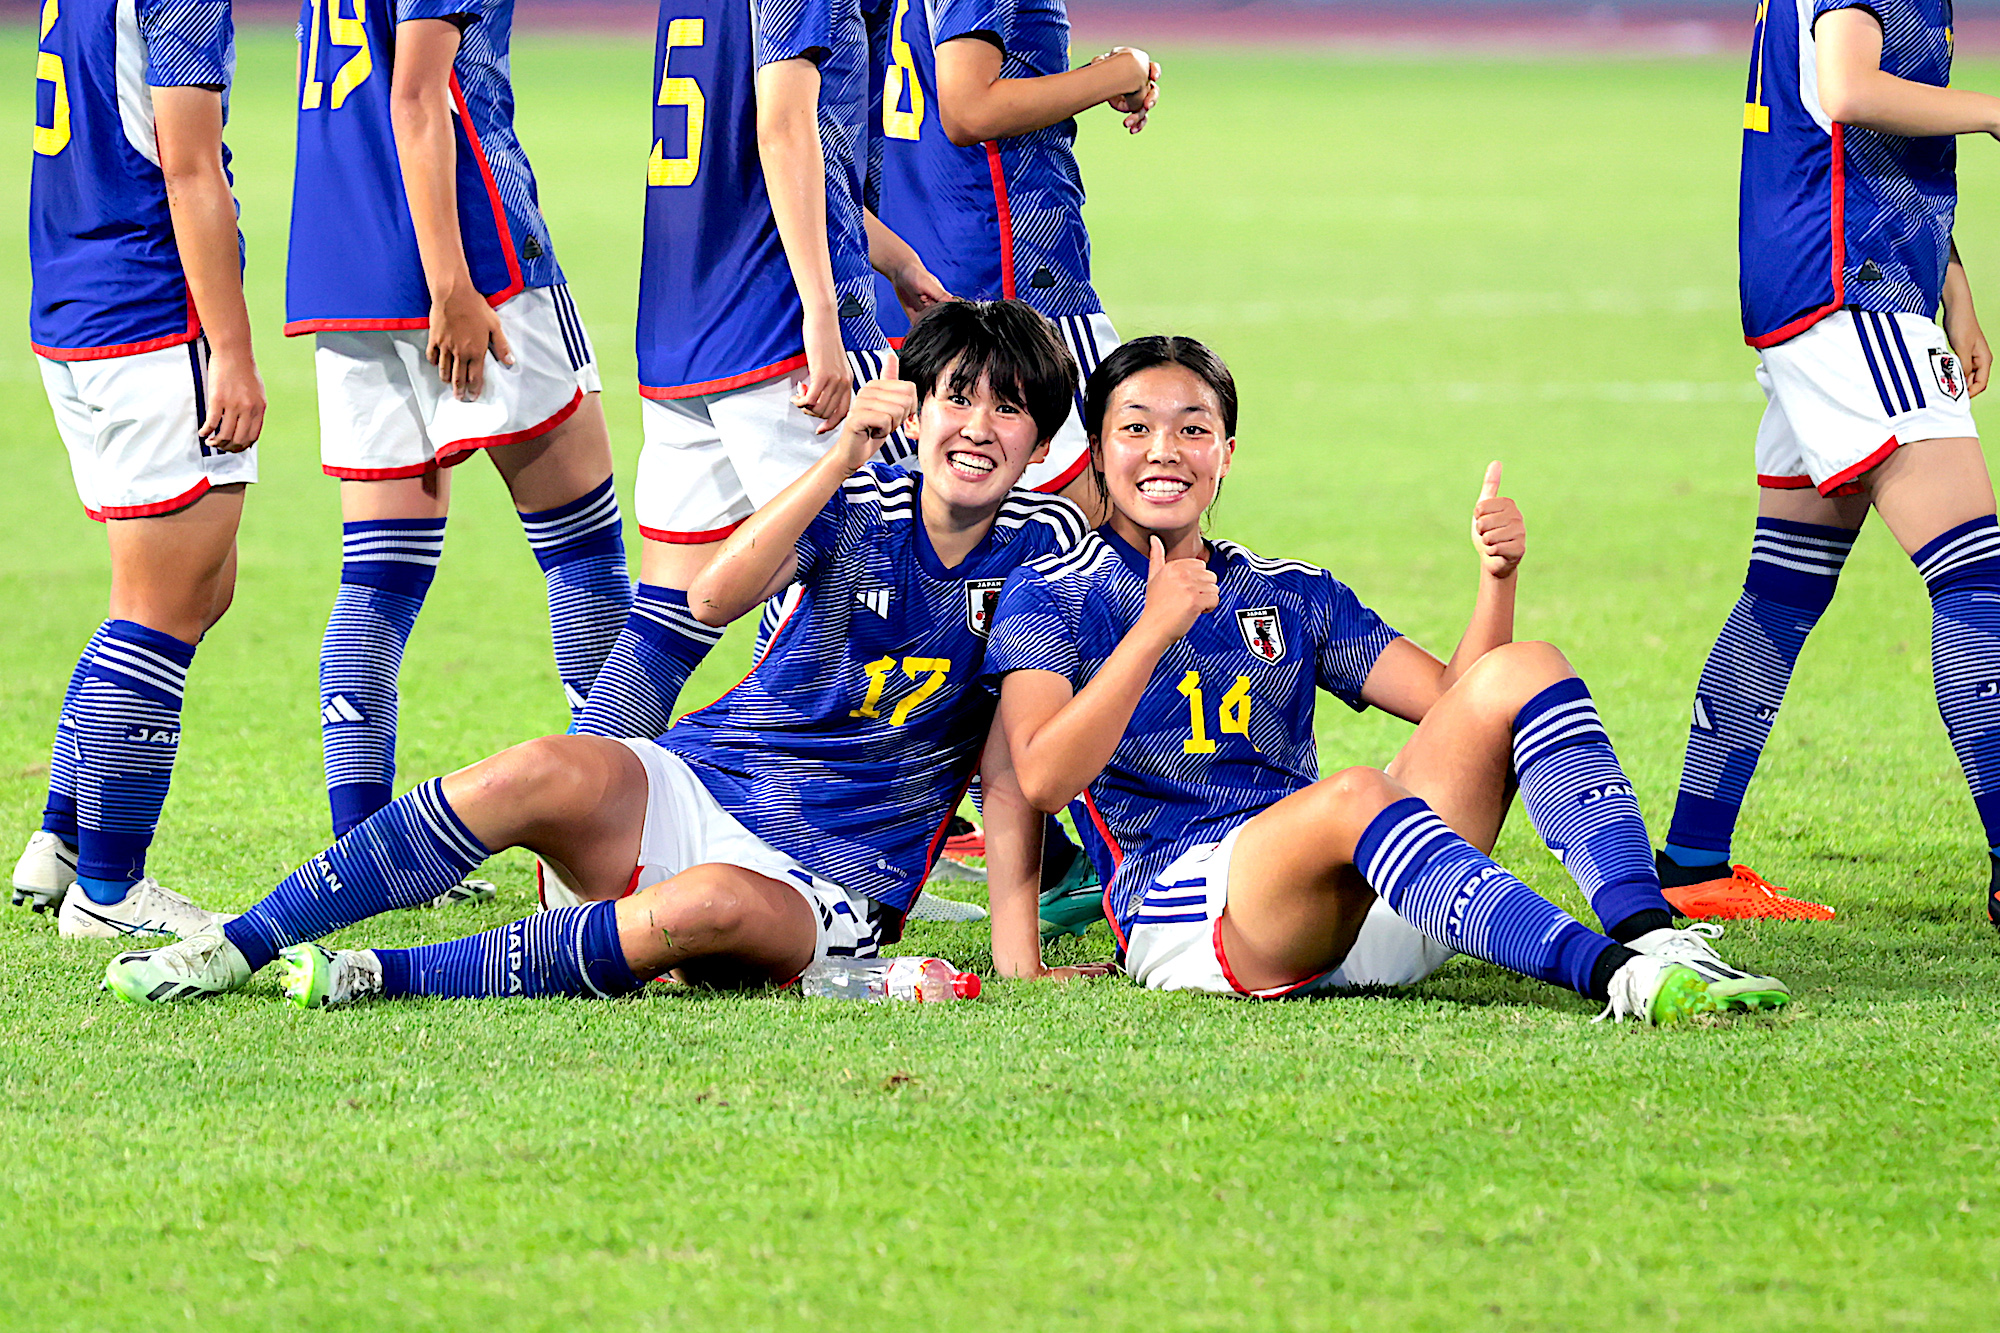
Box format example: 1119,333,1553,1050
1038,851,1103,940
277,943,384,1009
1596,957,1719,1026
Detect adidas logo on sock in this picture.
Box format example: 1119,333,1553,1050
321,694,367,726
564,682,588,712
855,588,893,618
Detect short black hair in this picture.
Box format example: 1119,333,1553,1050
1081,335,1239,440
899,300,1078,443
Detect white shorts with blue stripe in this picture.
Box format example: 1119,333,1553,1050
1754,307,1977,497
1123,824,1454,999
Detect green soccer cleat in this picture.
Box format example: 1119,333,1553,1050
1627,923,1790,1012
1596,956,1719,1026
277,943,384,1009
1038,850,1103,940
102,925,253,1004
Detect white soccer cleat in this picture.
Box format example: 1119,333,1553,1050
10,830,78,912
277,943,384,1009
425,876,496,909
1626,922,1790,1012
58,875,232,940
1595,955,1718,1026
102,926,253,1004
906,890,989,922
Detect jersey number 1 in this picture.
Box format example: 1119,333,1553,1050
1177,670,1252,755
34,0,68,158
882,0,925,142
649,18,705,187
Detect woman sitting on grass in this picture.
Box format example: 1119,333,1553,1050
984,336,1790,1020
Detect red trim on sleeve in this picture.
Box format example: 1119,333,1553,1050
984,142,1017,299
639,353,808,400
449,73,527,307
1746,123,1848,350
1818,436,1899,495
434,388,583,459
86,476,213,521
638,519,744,545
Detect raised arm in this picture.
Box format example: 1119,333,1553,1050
391,18,512,402
1816,8,2000,137
756,56,849,433
152,86,263,450
686,360,914,625
933,37,1157,146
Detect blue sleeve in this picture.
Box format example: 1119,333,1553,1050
931,0,1007,48
137,0,232,88
793,484,851,584
398,0,484,23
757,0,836,67
1314,575,1400,713
984,567,1080,687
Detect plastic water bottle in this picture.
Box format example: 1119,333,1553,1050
799,955,982,1002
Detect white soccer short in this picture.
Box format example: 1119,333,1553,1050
40,337,257,521
1122,825,1456,999
634,349,899,543
315,284,599,480
617,738,887,971
1754,307,1977,496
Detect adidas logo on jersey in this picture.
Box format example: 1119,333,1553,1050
321,694,368,726
855,588,893,619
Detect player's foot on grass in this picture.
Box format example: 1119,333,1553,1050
1655,854,1834,922
59,876,231,940
942,816,984,864
102,926,252,1003
1627,923,1789,1012
906,890,989,922
1595,956,1718,1026
1038,848,1102,940
277,943,384,1009
10,830,77,912
424,876,496,909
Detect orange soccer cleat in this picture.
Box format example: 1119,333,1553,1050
1662,864,1835,922
942,816,985,864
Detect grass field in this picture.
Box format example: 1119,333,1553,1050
4,30,2000,1330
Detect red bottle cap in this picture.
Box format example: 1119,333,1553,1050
951,971,982,999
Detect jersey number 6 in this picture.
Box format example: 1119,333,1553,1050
882,0,924,142
34,0,68,158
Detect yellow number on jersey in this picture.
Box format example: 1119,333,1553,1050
1744,0,1770,132
302,0,373,112
648,18,705,187
849,655,898,719
1180,669,1255,754
35,0,69,158
882,0,924,142
850,655,954,726
1178,671,1216,754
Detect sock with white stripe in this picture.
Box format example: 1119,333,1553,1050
40,622,109,846
1664,518,1855,868
1916,515,2000,852
1354,797,1626,999
375,901,641,999
222,778,490,973
517,477,632,724
570,584,723,738
71,620,195,904
1511,678,1674,942
321,518,444,837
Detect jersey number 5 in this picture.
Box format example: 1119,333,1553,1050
302,0,374,112
34,0,68,158
882,0,925,142
851,656,952,726
1177,670,1252,755
649,18,705,187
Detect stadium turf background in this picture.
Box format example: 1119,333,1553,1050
4,30,1999,1330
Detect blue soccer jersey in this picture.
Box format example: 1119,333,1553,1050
30,0,236,359
657,466,1087,909
867,0,1100,339
1740,0,1955,347
284,0,562,335
637,0,887,398
985,530,1401,942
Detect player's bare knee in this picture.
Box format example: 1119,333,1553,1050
1319,766,1400,822
654,867,755,947
453,735,594,816
1458,640,1574,717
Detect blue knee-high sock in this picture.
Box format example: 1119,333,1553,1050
72,620,196,904
321,518,444,837
223,778,489,972
518,477,632,723
1512,678,1674,941
41,622,109,845
375,901,641,999
1664,518,1854,866
570,585,723,738
1354,797,1621,999
1916,516,2000,852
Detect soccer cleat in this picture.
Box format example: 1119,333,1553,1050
942,816,985,864
906,890,989,922
1627,923,1789,1012
102,926,253,1004
1660,863,1834,922
425,876,496,909
10,830,78,912
1595,956,1719,1026
58,876,231,940
277,943,384,1009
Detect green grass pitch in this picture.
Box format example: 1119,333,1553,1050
4,30,1999,1329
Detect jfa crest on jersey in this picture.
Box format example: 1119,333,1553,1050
1740,0,1955,347
657,466,1086,909
30,0,235,358
285,0,563,334
865,0,1100,339
985,530,1400,941
637,0,887,398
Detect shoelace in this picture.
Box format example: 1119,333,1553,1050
154,931,232,980
1591,958,1654,1023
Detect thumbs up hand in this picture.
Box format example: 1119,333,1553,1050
1138,534,1221,645
1470,461,1525,579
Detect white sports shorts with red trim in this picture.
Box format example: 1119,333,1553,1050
40,337,257,522
618,738,887,969
1754,307,1977,497
315,284,599,480
635,348,898,544
1123,825,1455,999
1020,311,1119,495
